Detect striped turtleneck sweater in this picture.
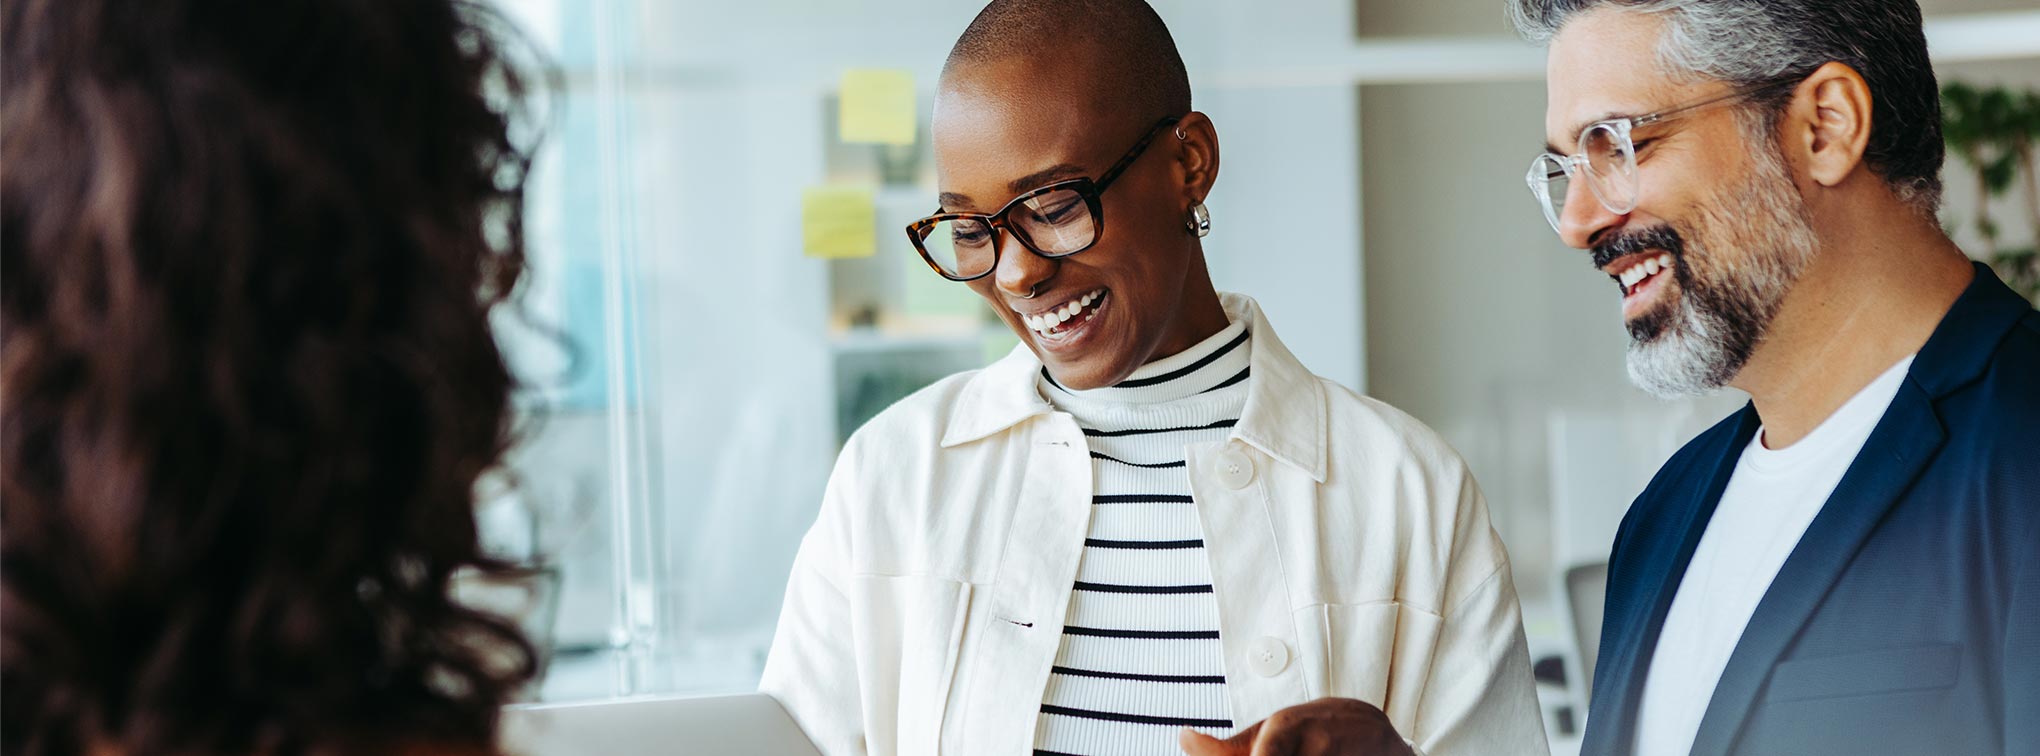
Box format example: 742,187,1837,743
1032,319,1252,756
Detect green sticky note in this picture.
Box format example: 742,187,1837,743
839,69,916,146
802,186,876,259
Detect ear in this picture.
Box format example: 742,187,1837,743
1790,61,1874,188
1174,110,1221,205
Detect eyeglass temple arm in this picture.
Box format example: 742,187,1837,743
1634,77,1802,126
1093,116,1183,191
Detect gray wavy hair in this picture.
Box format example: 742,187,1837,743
1508,0,1944,217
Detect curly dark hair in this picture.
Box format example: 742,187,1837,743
2,1,548,754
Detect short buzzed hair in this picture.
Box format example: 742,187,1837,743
945,0,1192,122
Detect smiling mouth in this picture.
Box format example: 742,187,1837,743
1019,288,1107,339
1611,252,1676,298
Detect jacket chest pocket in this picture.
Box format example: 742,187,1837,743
1293,601,1437,734
849,576,974,756
1762,642,1960,703
1293,602,1406,704
1741,643,1968,754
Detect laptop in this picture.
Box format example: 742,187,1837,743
503,692,823,756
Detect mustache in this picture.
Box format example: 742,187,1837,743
1591,225,1685,270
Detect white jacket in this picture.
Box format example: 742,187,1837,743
761,294,1547,756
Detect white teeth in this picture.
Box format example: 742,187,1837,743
1613,255,1676,294
1019,289,1107,336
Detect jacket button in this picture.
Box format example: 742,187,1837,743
1248,636,1289,677
1215,449,1255,490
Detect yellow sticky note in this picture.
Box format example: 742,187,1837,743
802,186,876,259
839,69,916,146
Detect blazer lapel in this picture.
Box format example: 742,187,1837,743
1686,383,1946,756
1583,409,1758,756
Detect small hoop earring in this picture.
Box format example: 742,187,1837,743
1186,202,1211,238
1174,126,1188,141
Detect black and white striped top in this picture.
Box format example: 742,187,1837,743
1032,320,1252,756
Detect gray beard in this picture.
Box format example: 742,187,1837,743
1626,279,1747,397
1625,147,1817,398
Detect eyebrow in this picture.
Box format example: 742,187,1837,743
1008,164,1086,193
937,163,1088,213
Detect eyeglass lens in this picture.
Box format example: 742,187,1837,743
1529,121,1642,232
1531,154,1572,232
1581,122,1639,213
915,186,1097,279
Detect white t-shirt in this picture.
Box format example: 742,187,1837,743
1631,354,1916,756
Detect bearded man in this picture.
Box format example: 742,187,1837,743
1511,1,2040,754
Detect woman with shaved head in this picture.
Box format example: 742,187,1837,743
760,2,1548,755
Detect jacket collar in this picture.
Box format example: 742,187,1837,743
942,292,1330,482
1908,261,2035,399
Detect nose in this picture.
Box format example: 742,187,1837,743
992,229,1056,299
1556,176,1626,250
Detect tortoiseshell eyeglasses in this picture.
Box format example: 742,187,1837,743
906,116,1181,281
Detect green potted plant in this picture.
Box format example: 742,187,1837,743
1942,81,2040,303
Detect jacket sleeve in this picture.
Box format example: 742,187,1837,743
1407,466,1550,756
2008,519,2038,756
759,444,866,756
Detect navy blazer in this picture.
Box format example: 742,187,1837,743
1582,263,2040,756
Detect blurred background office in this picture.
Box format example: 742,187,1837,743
478,0,2039,752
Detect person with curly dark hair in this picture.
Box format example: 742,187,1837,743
1,1,549,754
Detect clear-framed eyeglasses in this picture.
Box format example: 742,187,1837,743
1525,76,1802,234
